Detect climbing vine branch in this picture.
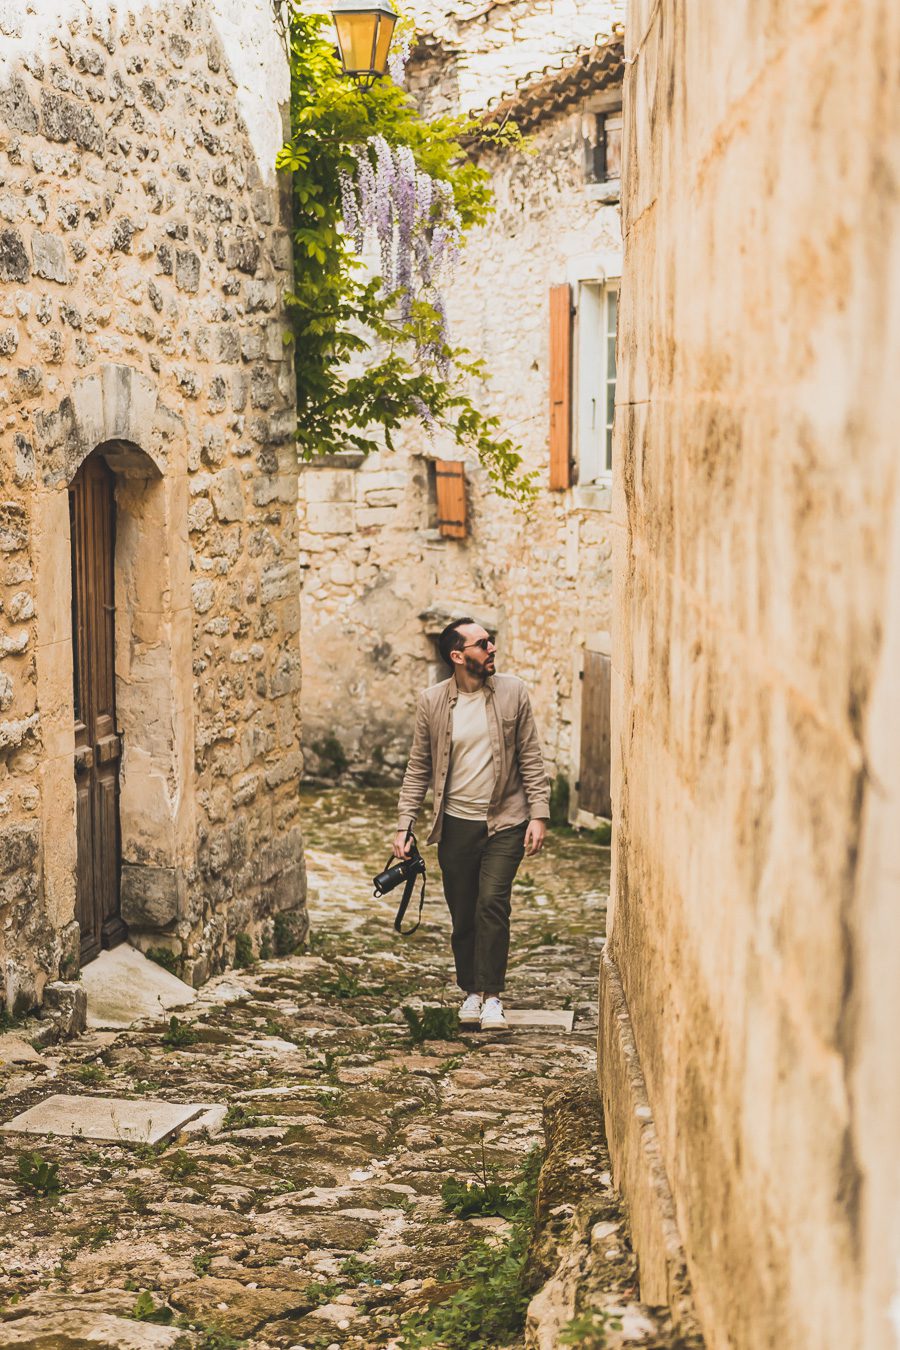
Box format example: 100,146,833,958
275,8,536,509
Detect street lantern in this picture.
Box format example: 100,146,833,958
331,0,398,86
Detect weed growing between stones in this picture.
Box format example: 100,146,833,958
559,1308,623,1347
402,1005,459,1043
16,1152,62,1197
145,947,180,976
73,1062,106,1085
161,1016,198,1050
130,1290,173,1324
400,1146,543,1349
166,1150,199,1181
221,1103,276,1131
321,965,364,998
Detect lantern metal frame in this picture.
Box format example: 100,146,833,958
331,0,399,87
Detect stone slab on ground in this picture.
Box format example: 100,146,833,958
504,1008,575,1032
0,1035,46,1067
0,1311,196,1347
0,1094,208,1144
81,944,196,1029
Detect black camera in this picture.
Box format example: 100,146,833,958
374,830,427,934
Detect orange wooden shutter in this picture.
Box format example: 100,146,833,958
549,283,573,490
435,460,467,538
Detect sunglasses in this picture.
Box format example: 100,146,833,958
461,638,495,651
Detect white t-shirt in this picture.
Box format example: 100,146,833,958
445,688,494,821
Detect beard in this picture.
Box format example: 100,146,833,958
464,654,495,680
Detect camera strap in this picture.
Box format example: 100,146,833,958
394,868,426,936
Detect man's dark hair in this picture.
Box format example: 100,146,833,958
438,617,475,669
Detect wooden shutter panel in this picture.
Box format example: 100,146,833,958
435,460,467,538
579,648,612,817
549,283,573,490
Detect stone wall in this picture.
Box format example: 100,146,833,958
300,32,622,797
0,0,306,1010
603,1,900,1346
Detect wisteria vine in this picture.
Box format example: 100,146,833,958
338,135,461,370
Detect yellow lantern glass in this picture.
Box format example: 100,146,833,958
332,0,398,86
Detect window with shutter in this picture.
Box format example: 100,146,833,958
434,460,467,538
549,283,573,490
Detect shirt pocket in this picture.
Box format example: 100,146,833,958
500,715,518,755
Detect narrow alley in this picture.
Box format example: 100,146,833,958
0,789,683,1349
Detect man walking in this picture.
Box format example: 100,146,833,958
392,618,550,1030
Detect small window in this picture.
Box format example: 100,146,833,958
575,280,618,483
586,108,623,185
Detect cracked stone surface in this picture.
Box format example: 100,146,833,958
0,788,678,1348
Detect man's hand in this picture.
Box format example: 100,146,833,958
524,819,547,856
393,829,413,859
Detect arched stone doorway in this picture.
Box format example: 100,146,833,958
32,364,192,975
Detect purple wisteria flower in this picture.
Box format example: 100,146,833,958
337,134,463,362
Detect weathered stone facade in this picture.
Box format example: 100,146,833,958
299,6,624,809
602,1,900,1346
0,0,306,1011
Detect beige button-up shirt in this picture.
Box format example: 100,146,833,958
397,673,551,845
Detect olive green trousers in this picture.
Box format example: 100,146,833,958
437,815,528,994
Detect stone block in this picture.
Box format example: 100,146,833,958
264,750,302,790
41,91,104,154
210,467,245,522
306,500,355,534
246,279,277,312
192,579,216,614
305,468,357,505
0,499,28,551
0,227,30,282
175,248,201,292
121,864,179,927
260,562,298,605
0,820,39,874
364,487,403,508
0,77,39,135
41,980,87,1040
31,231,68,283
357,506,398,527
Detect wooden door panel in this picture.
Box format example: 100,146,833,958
579,649,612,818
70,454,124,966
75,768,99,963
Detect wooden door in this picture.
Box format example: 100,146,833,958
578,648,612,818
69,454,125,966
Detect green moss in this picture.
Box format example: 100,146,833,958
311,732,348,778
549,773,570,827
145,946,180,976
233,933,254,968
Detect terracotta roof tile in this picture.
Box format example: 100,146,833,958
476,25,624,132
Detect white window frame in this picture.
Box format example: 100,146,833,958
574,276,619,487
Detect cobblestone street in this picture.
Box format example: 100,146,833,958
0,790,679,1349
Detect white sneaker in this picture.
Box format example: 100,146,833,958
480,996,507,1030
459,993,483,1027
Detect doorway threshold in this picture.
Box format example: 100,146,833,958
80,944,196,1030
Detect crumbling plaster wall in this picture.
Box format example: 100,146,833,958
299,104,621,787
603,1,900,1346
0,0,306,1009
